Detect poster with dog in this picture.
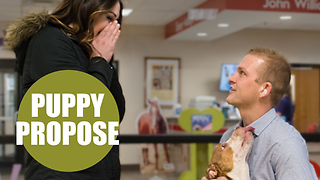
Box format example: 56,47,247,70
136,98,175,174
191,114,212,131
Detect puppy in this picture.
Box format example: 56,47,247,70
206,126,254,180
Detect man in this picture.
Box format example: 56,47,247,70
205,48,317,180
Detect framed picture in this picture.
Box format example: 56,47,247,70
144,57,181,108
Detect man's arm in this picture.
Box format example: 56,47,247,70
271,137,318,180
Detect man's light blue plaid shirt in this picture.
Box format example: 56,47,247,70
220,108,318,180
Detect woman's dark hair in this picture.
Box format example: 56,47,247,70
49,0,122,56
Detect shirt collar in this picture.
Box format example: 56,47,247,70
234,108,277,137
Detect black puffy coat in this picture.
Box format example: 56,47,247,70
5,13,125,180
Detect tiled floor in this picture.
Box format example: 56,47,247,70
2,165,320,180
0,165,181,180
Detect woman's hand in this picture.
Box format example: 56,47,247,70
91,20,120,62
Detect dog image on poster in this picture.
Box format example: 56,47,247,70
136,98,175,174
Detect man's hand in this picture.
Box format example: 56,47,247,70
201,176,228,180
202,169,227,180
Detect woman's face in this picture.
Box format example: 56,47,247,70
93,2,120,36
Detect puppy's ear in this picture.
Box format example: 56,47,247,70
213,164,233,180
214,164,226,177
206,163,228,179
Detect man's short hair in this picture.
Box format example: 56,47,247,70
248,47,291,107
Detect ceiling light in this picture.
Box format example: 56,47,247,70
122,9,133,16
218,23,229,28
280,16,292,20
197,32,207,36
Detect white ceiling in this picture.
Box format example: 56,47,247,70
1,0,320,41
169,10,320,41
121,0,207,25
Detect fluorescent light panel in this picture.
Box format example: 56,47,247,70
218,23,229,27
280,15,292,20
197,32,207,36
122,9,133,16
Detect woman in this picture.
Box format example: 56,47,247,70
5,0,125,179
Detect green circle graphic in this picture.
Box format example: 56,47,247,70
18,70,119,172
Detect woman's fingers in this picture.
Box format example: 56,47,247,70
113,30,121,44
91,20,120,62
111,23,120,42
98,21,112,37
96,21,120,42
104,20,119,39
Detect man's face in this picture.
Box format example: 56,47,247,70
226,54,265,108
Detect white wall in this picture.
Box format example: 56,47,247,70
0,21,15,59
0,48,15,59
115,25,320,164
1,20,319,165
